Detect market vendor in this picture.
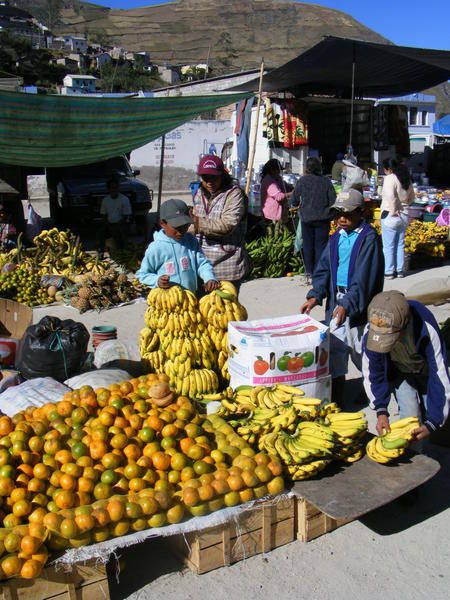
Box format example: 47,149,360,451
0,204,17,251
342,158,369,193
191,155,250,293
301,189,384,403
98,178,132,255
362,290,450,440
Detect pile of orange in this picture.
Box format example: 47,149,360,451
0,374,284,581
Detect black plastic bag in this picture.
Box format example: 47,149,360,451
17,316,90,382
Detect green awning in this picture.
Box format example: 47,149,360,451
0,90,250,167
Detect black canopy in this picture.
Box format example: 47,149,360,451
233,37,450,98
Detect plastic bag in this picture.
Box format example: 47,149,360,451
94,340,130,368
64,369,131,390
0,377,70,416
436,208,450,227
17,316,89,382
294,218,303,254
25,202,42,242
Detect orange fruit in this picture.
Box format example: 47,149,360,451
106,499,126,522
10,488,28,503
211,479,230,495
0,416,13,436
28,507,47,524
239,488,255,503
54,490,75,510
28,522,46,540
33,463,51,480
267,476,285,496
180,466,196,482
60,519,80,539
92,527,110,543
193,460,212,476
75,513,95,533
253,485,268,499
138,496,159,516
147,513,167,528
182,487,200,507
3,514,22,528
13,499,32,517
255,465,272,484
166,504,185,524
20,558,43,579
60,474,77,491
123,444,141,462
21,535,42,555
198,484,215,502
92,508,110,527
1,555,23,577
154,491,171,510
227,474,244,491
241,470,259,488
152,452,171,471
28,436,44,453
186,445,204,461
89,440,108,460
62,463,82,478
129,478,146,492
43,512,62,532
123,463,141,480
4,532,21,553
147,416,164,432
224,491,240,507
93,483,112,501
170,453,188,472
110,433,128,450
109,520,130,537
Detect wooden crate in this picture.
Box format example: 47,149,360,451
296,498,353,542
0,561,109,600
167,496,295,574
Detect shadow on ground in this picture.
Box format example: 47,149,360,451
107,537,184,600
360,441,450,536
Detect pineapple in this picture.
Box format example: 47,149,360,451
78,286,91,300
117,273,128,285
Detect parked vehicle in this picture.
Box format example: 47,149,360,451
46,156,153,224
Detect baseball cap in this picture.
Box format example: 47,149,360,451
366,291,410,353
197,155,225,176
160,199,193,228
331,189,364,213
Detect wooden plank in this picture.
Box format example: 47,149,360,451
292,453,440,521
0,562,109,600
296,498,353,542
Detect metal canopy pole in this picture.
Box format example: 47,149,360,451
245,60,265,196
348,43,356,148
157,134,166,218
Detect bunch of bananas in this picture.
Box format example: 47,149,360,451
0,230,109,282
140,283,248,398
200,282,247,384
366,416,420,464
218,383,368,480
246,223,304,279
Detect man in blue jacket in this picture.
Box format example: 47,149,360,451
136,199,218,295
363,290,450,440
301,189,384,401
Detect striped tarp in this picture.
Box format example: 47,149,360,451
0,90,250,167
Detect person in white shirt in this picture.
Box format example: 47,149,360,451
380,158,415,279
99,178,132,254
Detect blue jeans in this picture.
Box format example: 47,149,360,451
301,220,330,276
392,373,427,420
381,214,408,275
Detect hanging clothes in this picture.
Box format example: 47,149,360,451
236,96,255,167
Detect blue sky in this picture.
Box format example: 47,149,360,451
92,0,450,50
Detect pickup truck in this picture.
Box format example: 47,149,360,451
46,156,153,225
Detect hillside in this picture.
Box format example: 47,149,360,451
15,0,389,70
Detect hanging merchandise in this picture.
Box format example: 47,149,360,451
263,99,308,149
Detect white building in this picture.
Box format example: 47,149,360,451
63,35,87,54
61,74,97,95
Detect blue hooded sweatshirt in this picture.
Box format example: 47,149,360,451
136,230,217,293
307,221,384,327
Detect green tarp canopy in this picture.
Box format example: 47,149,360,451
0,90,250,167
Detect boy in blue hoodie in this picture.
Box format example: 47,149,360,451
301,189,384,402
136,199,218,294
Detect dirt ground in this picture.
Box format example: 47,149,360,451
33,266,450,600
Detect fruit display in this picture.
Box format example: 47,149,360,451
404,220,448,258
365,417,420,464
246,224,304,279
0,266,55,307
109,244,145,273
0,375,284,581
140,282,248,396
216,384,368,480
66,270,144,313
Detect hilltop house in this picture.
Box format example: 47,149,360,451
61,74,97,95
0,0,49,48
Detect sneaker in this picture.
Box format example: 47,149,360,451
385,274,395,280
397,272,405,278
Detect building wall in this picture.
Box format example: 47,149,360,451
131,120,231,170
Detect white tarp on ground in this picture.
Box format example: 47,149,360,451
51,492,293,568
131,120,231,170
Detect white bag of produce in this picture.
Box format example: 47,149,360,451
0,377,70,416
64,369,131,390
93,340,130,368
228,314,329,388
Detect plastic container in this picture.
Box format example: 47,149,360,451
423,212,438,223
92,325,117,348
408,205,423,220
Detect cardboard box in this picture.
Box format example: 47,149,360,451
299,375,332,403
228,314,329,388
0,299,33,367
